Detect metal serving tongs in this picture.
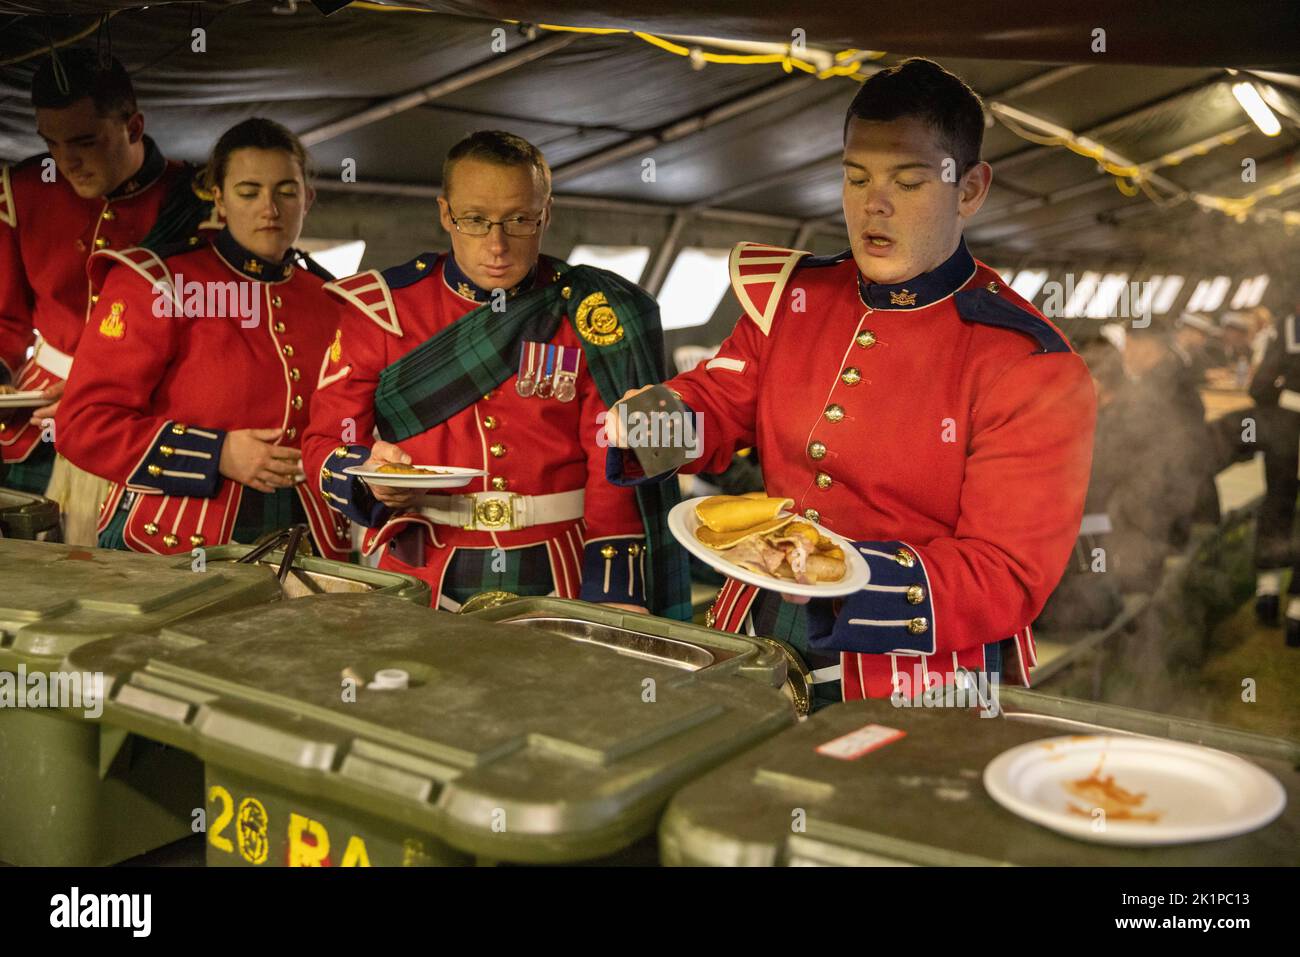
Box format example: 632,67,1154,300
955,666,1137,736
236,523,311,585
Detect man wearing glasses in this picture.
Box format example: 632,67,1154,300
303,130,688,617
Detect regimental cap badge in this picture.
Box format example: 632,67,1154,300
889,288,918,307
328,328,343,363
98,300,126,339
574,291,624,347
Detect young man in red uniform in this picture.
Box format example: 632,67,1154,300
0,49,210,537
303,131,687,615
609,59,1096,703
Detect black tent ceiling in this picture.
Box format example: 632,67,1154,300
1,1,1298,273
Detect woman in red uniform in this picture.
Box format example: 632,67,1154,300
57,118,349,557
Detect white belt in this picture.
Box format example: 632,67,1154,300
32,338,73,379
419,489,584,532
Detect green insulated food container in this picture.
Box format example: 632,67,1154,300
67,593,797,866
0,538,282,866
201,544,432,605
659,689,1300,866
0,487,59,539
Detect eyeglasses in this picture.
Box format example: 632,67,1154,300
449,211,545,237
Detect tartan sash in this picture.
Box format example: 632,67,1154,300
372,259,691,620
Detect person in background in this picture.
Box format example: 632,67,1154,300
1172,311,1224,385
1245,295,1300,645
0,49,212,542
1103,324,1221,593
56,118,349,558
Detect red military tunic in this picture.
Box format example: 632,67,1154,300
0,138,210,469
302,252,647,606
56,228,349,558
642,239,1095,699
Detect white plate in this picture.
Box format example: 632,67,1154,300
983,734,1286,846
0,390,46,409
668,497,870,597
344,465,487,489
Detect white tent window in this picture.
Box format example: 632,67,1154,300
1064,271,1101,318
657,248,733,331
566,244,652,284
1152,275,1186,315
1086,273,1130,319
1009,268,1048,301
1230,274,1270,309
1130,275,1162,318
1185,275,1232,313
296,239,367,279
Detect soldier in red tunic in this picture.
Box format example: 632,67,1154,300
609,59,1096,703
302,131,685,614
56,118,349,558
0,49,211,523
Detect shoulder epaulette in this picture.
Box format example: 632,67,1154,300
954,287,1071,354
323,270,402,337
381,252,441,290
728,242,811,336
88,247,180,312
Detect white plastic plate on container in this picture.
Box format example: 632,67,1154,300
983,734,1286,846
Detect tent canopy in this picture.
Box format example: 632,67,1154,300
2,1,1297,331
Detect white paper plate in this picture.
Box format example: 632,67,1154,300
983,734,1286,846
344,465,487,489
0,390,46,409
668,497,869,597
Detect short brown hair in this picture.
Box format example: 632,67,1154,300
206,117,311,192
31,48,137,119
442,130,551,197
845,58,985,177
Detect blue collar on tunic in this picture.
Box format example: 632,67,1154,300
857,237,976,310
214,227,295,283
106,135,167,200
443,252,538,303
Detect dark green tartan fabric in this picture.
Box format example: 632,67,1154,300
372,259,690,620
231,486,308,545
750,590,843,710
0,441,55,496
440,544,554,605
138,163,215,253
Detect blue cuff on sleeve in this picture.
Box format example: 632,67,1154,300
320,443,389,527
605,447,679,488
808,540,937,656
579,536,647,605
127,421,225,498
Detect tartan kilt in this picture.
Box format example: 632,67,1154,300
439,542,555,605
1,441,56,496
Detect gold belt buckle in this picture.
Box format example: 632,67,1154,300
468,493,520,531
